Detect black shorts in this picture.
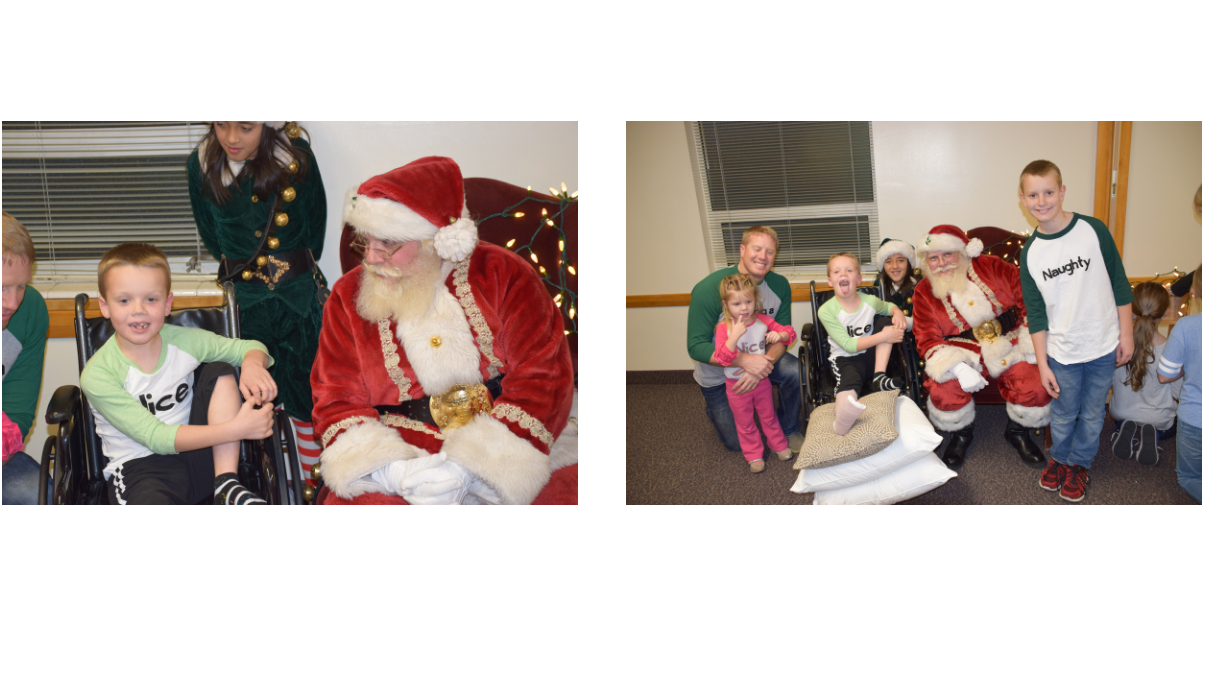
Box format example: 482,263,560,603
107,362,237,505
831,352,872,397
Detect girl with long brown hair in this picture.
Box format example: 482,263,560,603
1108,281,1181,465
187,122,328,481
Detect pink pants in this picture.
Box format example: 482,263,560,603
726,379,788,461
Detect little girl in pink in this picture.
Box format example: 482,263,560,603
712,273,798,473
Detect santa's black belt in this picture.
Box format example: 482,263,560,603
219,249,315,290
376,377,503,427
944,308,1021,344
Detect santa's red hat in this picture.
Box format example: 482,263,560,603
342,156,478,263
916,224,982,260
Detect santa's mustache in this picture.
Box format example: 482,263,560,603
363,261,402,279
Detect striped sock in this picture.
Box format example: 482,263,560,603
214,473,267,505
290,415,321,487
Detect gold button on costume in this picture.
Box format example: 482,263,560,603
282,187,296,203
275,213,289,227
430,336,442,348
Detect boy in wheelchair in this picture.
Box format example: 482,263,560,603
818,253,907,435
79,244,276,505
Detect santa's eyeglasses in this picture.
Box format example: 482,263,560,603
351,237,409,261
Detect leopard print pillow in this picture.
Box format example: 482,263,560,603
793,389,900,471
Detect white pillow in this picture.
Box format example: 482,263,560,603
812,452,957,505
790,394,942,494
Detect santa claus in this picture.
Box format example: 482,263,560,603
310,156,575,504
912,225,1051,468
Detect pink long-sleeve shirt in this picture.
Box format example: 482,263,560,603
712,314,796,379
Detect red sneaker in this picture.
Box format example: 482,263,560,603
1060,465,1090,503
1039,460,1070,492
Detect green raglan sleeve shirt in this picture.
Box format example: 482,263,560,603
764,271,792,327
687,267,739,364
2,285,49,438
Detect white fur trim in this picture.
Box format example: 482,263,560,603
343,186,440,245
918,233,967,258
395,274,484,396
433,216,479,262
442,414,552,505
925,344,981,383
1015,326,1035,358
1007,402,1051,428
928,398,975,431
966,237,983,258
979,336,1019,378
948,280,995,327
876,240,916,269
319,420,430,499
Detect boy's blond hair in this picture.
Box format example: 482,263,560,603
1020,159,1063,189
98,243,172,298
719,273,758,326
2,212,37,266
741,225,779,250
827,252,861,272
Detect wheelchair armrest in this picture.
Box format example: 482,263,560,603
46,386,81,425
801,323,813,343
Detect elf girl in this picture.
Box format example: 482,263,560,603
187,121,328,477
712,273,797,473
1108,281,1182,465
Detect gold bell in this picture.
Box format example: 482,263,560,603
251,195,260,203
274,212,289,227
285,122,300,139
302,484,316,502
241,269,254,281
281,187,296,203
288,160,299,174
310,463,321,481
256,255,268,267
267,236,281,250
430,336,442,348
255,230,263,238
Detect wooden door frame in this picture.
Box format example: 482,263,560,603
1093,121,1132,257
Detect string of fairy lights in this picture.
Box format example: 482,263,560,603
477,183,578,336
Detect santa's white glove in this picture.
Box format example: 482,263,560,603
358,452,473,505
952,361,988,392
462,476,503,505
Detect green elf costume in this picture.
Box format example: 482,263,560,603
186,121,327,476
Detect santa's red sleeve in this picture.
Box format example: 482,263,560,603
439,245,575,504
310,269,435,499
912,280,981,383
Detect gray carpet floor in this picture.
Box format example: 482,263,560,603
626,372,1195,505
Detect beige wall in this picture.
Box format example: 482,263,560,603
627,120,1201,372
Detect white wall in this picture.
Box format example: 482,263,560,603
23,121,578,462
1124,121,1202,276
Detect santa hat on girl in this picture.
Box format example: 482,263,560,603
342,156,479,263
916,224,983,260
875,237,917,268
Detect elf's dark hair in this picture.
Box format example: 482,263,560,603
880,258,919,301
197,123,311,204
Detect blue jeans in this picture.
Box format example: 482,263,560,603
1047,349,1115,468
702,352,801,452
3,451,41,505
1176,421,1201,504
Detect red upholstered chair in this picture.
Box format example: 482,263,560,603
965,226,1050,448
329,177,579,504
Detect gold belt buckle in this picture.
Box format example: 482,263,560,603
430,383,493,431
973,319,1002,344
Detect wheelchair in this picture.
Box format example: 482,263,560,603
37,283,306,505
798,282,925,421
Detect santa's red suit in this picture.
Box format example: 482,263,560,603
311,157,575,505
913,253,1051,432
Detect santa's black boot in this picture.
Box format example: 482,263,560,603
941,423,974,469
1005,419,1047,467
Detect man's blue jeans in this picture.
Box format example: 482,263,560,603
701,352,801,452
1047,349,1115,468
1176,421,1202,504
2,451,41,505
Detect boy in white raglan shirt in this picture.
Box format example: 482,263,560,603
1018,160,1134,503
818,252,907,436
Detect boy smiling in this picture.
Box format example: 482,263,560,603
80,243,278,504
1018,160,1134,502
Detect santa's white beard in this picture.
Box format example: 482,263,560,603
927,259,969,300
355,246,444,324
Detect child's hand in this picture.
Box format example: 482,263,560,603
1038,365,1060,399
727,316,748,343
880,325,905,344
239,363,278,405
765,330,783,344
891,311,907,331
1116,337,1134,367
233,396,275,440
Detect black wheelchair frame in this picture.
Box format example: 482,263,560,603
797,282,925,421
37,283,305,505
